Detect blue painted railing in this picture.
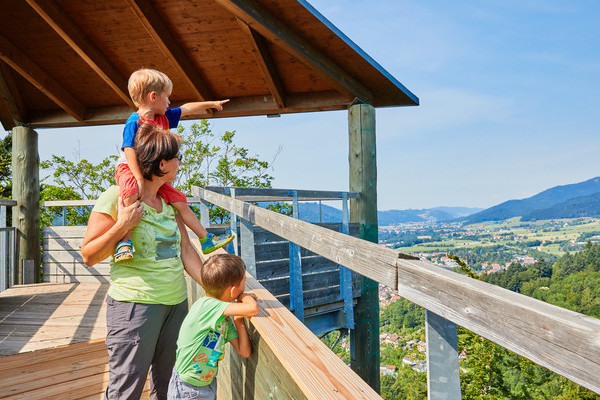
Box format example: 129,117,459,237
0,199,17,293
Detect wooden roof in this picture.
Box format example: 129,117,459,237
0,0,418,130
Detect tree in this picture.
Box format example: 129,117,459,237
40,154,117,200
175,120,275,192
175,120,280,223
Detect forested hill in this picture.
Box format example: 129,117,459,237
463,176,600,224
521,191,600,221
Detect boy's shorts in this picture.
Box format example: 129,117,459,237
114,163,187,203
167,370,216,400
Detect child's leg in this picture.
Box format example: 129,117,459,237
170,202,208,238
114,164,140,261
171,202,234,254
119,193,139,242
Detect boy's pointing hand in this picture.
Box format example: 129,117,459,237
213,99,230,111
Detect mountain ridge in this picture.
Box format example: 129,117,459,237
295,203,481,225
463,176,600,224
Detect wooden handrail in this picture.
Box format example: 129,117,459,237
194,186,600,395
0,199,17,206
193,186,402,288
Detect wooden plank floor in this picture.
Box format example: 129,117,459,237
0,283,108,357
0,283,152,399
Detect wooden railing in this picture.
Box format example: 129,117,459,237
0,199,17,293
193,186,600,396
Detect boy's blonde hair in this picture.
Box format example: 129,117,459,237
128,68,173,107
200,254,246,298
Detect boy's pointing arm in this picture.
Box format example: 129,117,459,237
180,99,230,116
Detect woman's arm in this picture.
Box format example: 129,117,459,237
81,197,143,266
176,214,204,285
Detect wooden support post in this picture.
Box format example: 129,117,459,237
426,310,462,400
11,125,40,284
348,103,379,391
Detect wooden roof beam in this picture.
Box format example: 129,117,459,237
24,0,134,109
214,0,373,105
237,20,285,108
126,0,215,108
0,63,23,130
0,34,86,121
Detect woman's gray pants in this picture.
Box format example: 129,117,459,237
104,295,188,400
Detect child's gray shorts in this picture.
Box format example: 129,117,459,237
167,369,216,400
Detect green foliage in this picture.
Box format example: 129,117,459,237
459,328,510,399
380,298,424,334
40,154,117,200
175,121,277,223
381,367,427,400
175,120,274,191
0,133,11,199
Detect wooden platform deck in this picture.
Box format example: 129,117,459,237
0,283,108,357
0,283,153,399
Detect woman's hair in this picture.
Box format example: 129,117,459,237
134,122,182,180
200,254,246,297
128,68,173,107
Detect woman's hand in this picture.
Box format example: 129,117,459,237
82,196,144,266
116,196,144,231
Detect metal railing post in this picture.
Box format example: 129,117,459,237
426,310,461,399
0,206,5,292
240,218,257,278
288,190,304,321
339,193,355,329
199,201,210,228
229,188,238,255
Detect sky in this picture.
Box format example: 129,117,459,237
5,0,600,210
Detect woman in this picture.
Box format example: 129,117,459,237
82,123,203,400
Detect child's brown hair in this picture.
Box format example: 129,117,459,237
200,254,246,297
128,68,173,107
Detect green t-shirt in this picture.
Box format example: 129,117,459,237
93,186,187,305
174,297,238,386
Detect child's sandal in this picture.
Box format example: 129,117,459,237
115,240,134,262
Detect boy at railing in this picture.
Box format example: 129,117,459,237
168,254,259,400
114,68,234,261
